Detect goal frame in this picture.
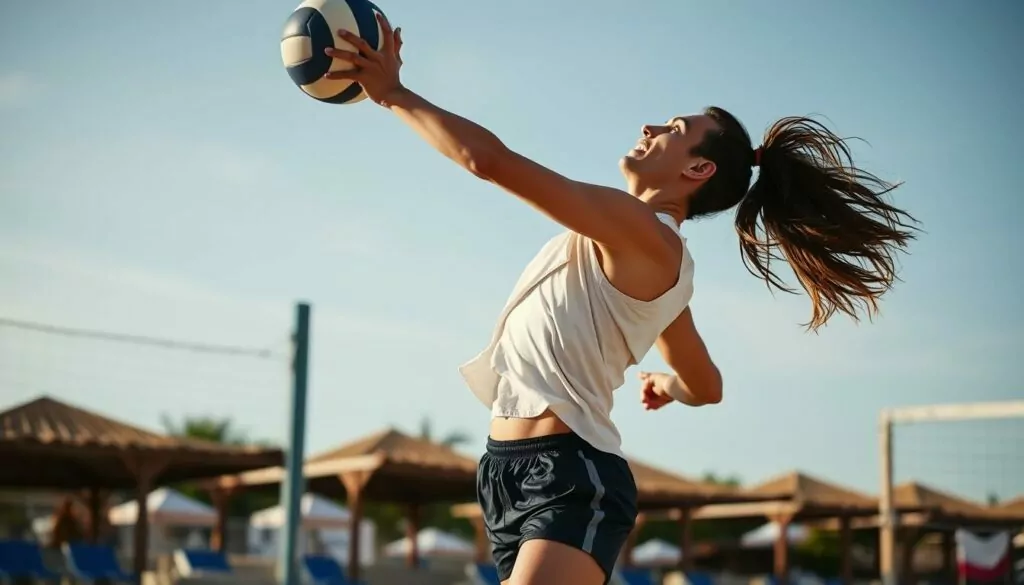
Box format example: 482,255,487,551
878,399,1024,585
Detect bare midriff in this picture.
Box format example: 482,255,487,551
488,408,573,441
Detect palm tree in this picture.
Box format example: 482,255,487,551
366,416,474,542
417,416,471,448
160,414,249,444
158,414,277,515
701,471,742,487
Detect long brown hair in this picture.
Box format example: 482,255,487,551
689,107,918,330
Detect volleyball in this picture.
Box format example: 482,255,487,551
280,0,386,104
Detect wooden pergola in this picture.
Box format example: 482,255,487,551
998,496,1024,549
690,470,879,585
451,455,771,573
884,482,1024,583
0,395,283,581
998,496,1024,516
809,482,1024,583
214,427,478,583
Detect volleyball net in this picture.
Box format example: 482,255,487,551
878,401,1024,585
0,315,293,447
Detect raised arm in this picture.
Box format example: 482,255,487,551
325,20,677,262
648,307,722,406
391,90,676,257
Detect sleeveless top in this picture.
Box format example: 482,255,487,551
459,213,695,457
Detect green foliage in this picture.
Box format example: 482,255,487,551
160,414,250,446
700,471,742,488
416,416,471,449
160,413,279,516
636,470,756,544
361,416,475,544
795,528,840,574
362,502,475,545
0,501,30,538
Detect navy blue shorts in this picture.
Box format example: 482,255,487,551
476,432,638,583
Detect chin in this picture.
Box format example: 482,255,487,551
619,154,638,175
618,159,641,193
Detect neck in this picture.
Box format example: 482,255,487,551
627,182,690,225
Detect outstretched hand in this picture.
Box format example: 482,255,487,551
639,371,676,411
324,13,405,106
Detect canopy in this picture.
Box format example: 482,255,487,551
383,527,474,557
220,428,477,503
631,538,681,566
0,396,283,489
740,521,811,548
108,487,216,526
250,493,355,530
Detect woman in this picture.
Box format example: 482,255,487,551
326,16,916,585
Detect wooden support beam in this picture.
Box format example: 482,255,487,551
839,516,853,585
208,486,235,552
340,469,374,583
405,503,421,569
122,452,170,583
770,513,795,585
678,507,694,572
622,512,647,568
76,488,108,544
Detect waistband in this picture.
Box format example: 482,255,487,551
485,431,590,457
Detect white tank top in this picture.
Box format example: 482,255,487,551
459,213,695,457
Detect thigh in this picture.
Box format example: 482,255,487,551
509,539,606,585
517,447,638,583
478,452,520,581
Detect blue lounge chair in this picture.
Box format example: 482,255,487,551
464,562,501,585
684,570,716,585
63,542,134,583
0,539,62,583
173,548,233,577
616,567,656,585
301,554,364,585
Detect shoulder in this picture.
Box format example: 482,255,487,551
584,236,685,303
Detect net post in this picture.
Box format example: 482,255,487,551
879,409,896,585
277,302,311,585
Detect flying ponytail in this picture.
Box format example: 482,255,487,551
690,108,918,330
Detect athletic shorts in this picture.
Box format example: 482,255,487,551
476,432,638,583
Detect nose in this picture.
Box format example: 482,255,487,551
642,125,653,137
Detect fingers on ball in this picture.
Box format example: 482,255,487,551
337,29,373,53
327,48,370,67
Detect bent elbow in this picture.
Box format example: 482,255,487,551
703,368,723,405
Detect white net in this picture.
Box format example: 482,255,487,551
0,317,292,446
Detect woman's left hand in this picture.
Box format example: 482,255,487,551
324,13,404,106
639,371,676,411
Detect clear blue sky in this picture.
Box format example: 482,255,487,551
1,1,1021,503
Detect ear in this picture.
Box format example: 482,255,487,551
681,158,716,181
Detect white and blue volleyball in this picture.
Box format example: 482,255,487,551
280,0,386,104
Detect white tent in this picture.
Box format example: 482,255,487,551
631,539,681,566
108,488,216,526
250,493,354,530
247,493,375,566
740,521,811,548
106,488,215,555
383,528,474,558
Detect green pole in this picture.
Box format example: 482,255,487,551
278,302,310,585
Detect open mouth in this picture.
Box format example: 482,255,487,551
632,140,649,155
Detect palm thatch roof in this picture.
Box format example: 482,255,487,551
218,428,478,503
694,471,878,520
0,396,283,489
